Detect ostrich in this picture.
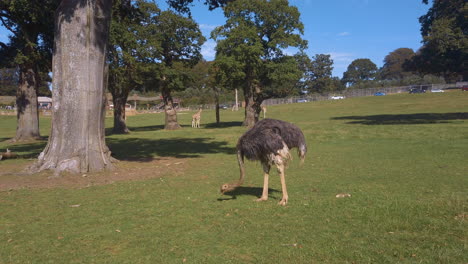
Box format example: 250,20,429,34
220,118,307,206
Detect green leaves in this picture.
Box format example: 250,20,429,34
108,1,206,95
154,10,206,67
0,0,58,68
342,58,378,87
380,48,415,81
411,0,467,80
212,0,307,98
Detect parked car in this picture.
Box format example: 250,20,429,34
219,104,228,109
461,85,468,92
431,89,444,93
330,95,345,100
296,98,308,103
374,92,386,96
409,88,426,94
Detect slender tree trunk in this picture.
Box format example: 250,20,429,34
214,86,220,124
14,67,40,141
234,88,239,111
111,90,130,134
215,103,220,124
30,0,114,175
162,86,181,130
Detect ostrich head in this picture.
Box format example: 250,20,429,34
220,183,239,194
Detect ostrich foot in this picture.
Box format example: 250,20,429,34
278,197,288,206
255,196,268,202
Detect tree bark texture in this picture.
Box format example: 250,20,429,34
242,82,262,127
111,90,130,134
30,0,114,175
162,86,181,130
15,67,40,141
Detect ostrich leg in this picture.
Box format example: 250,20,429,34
256,163,271,202
277,163,288,206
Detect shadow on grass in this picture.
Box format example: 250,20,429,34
3,136,233,162
106,124,199,135
0,137,12,143
218,187,280,201
107,137,234,161
1,140,48,159
128,124,165,132
105,125,166,135
204,121,243,129
333,112,468,125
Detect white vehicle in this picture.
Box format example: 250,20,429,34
330,95,345,100
431,89,444,93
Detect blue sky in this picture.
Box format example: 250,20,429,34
0,0,429,77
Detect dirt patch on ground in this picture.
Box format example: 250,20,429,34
0,157,190,191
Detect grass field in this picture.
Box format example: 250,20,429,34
0,92,467,263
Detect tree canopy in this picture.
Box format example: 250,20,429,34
0,0,57,77
409,0,467,81
167,0,233,13
380,48,415,80
212,0,307,126
303,54,343,93
342,58,378,87
0,68,18,96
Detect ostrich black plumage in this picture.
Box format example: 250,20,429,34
221,118,307,206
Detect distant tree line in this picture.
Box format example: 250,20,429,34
339,0,466,89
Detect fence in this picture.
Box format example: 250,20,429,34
0,83,458,115
186,83,457,110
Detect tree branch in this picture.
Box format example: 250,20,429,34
0,14,18,35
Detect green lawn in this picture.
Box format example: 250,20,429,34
1,92,467,263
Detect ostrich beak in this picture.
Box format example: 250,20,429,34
220,184,229,194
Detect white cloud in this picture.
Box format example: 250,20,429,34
199,24,218,31
283,47,300,56
326,52,356,76
327,52,354,63
201,40,217,60
199,24,219,36
337,32,351,37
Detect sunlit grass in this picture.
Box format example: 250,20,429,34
1,91,467,263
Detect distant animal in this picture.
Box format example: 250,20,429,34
191,108,202,128
220,118,307,206
261,105,267,118
0,148,17,160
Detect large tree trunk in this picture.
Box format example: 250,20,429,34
14,67,40,141
111,90,130,134
30,0,114,175
162,86,181,130
242,83,262,127
243,95,261,127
